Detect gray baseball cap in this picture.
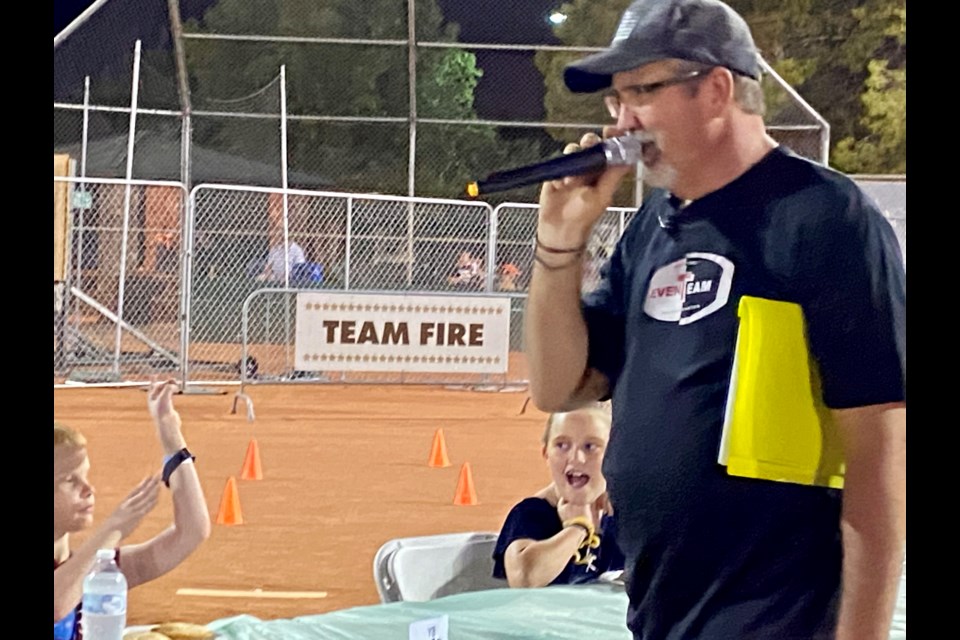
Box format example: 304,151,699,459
564,0,761,94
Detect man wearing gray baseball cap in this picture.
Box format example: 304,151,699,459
523,1,906,639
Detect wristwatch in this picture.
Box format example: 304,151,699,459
162,448,196,487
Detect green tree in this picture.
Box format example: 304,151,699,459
537,0,906,175
831,60,905,173
183,0,538,197
733,0,906,173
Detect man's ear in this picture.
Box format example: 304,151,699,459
702,67,736,114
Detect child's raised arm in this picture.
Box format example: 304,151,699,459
119,379,211,588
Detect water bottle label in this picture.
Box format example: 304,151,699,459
82,593,127,615
82,610,127,640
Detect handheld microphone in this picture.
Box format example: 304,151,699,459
465,134,642,198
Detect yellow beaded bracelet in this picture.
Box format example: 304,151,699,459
562,516,595,541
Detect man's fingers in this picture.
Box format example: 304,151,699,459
595,163,633,195
580,132,602,148
559,139,598,189
545,131,624,193
601,125,626,140
546,143,582,190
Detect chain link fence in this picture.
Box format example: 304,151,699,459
54,0,830,206
54,176,187,382
186,186,495,383
53,175,906,387
54,1,902,388
53,178,631,386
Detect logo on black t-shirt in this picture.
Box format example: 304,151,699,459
643,253,734,324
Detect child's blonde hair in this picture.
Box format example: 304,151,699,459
541,401,613,445
54,423,87,449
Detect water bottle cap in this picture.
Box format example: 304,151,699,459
96,548,115,560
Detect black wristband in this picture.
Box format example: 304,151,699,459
162,448,195,487
533,251,583,271
535,232,586,254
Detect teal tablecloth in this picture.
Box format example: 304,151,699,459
208,583,632,639
206,574,907,640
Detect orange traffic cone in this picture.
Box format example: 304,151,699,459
453,462,478,506
428,429,451,468
216,476,244,525
240,438,263,480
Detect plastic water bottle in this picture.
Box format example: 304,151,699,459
81,548,127,640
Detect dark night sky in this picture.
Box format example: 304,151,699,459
54,0,563,120
55,0,562,43
54,0,93,34
437,0,561,120
55,0,215,34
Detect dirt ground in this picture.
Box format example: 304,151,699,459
54,383,552,626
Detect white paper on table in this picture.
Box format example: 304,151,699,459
409,614,449,640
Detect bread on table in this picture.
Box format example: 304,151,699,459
151,622,216,640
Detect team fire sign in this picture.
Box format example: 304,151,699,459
294,293,512,373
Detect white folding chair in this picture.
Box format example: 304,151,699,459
372,531,506,603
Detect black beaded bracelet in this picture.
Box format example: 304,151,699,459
533,252,583,271
535,232,586,255
162,448,196,487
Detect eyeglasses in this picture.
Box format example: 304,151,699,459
603,69,710,118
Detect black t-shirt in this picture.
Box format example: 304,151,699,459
582,147,906,639
492,497,625,585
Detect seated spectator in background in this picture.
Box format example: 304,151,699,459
155,232,178,274
291,261,325,288
447,250,483,288
192,231,219,280
493,404,624,587
54,379,211,640
497,263,521,291
257,230,306,284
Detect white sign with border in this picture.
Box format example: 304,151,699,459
295,292,511,373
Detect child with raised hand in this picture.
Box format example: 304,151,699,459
493,404,624,587
54,379,211,640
